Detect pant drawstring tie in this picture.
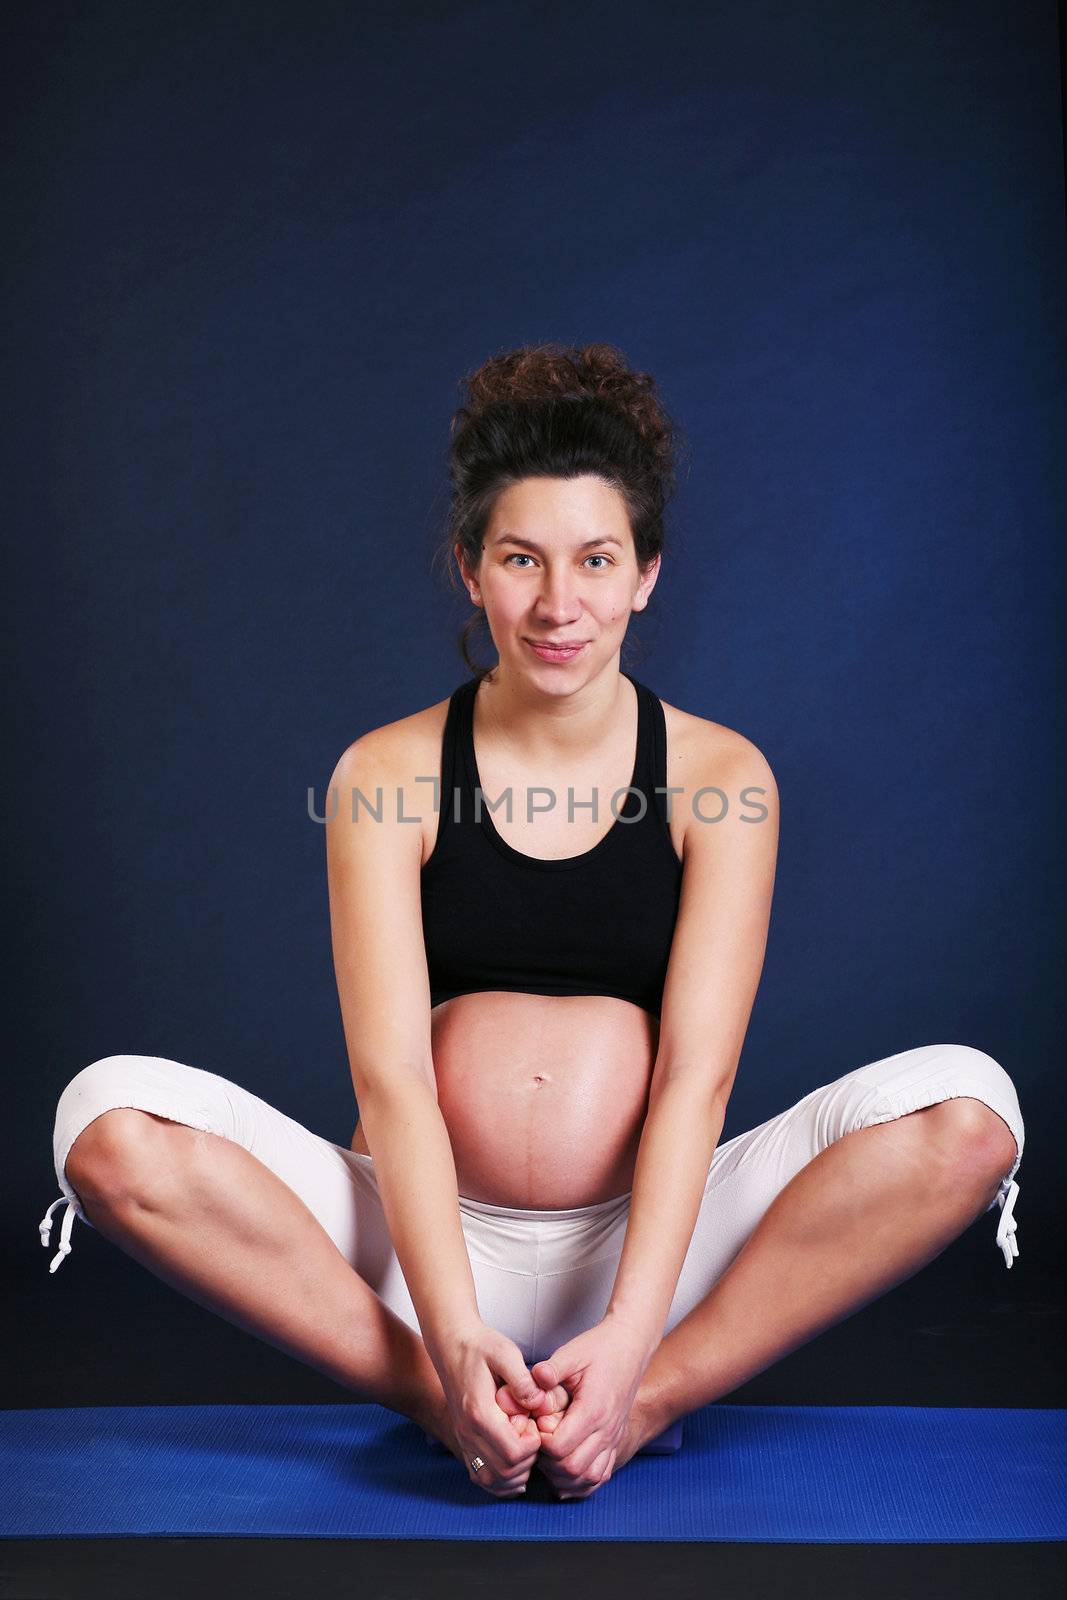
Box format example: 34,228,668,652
994,1177,1020,1269
39,1193,78,1273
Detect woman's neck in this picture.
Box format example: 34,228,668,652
475,661,633,767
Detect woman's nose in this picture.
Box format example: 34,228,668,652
535,575,582,617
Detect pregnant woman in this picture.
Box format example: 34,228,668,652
41,342,1024,1503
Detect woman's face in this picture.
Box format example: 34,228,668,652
456,474,660,685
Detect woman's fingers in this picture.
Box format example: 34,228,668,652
478,1417,538,1475
531,1357,563,1391
452,1330,572,1497
478,1461,531,1498
498,1381,570,1418
494,1344,550,1415
557,1446,616,1499
530,1380,571,1416
493,1381,529,1419
467,1398,541,1494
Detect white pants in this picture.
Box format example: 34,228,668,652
40,1043,1024,1364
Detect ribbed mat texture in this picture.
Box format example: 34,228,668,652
2,1403,1064,1542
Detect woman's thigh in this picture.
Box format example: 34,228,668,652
664,1042,1026,1334
48,1043,1024,1360
49,1054,419,1324
48,1054,582,1353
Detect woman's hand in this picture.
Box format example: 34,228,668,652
526,1315,655,1499
493,1374,574,1436
431,1320,552,1498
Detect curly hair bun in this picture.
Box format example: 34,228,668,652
458,341,675,475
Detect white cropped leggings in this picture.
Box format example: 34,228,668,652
40,1043,1024,1366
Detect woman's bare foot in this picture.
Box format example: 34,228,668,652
494,1374,571,1453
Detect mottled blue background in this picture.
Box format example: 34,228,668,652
7,1,1063,1403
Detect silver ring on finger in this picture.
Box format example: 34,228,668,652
469,1455,485,1472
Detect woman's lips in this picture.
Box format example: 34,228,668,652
525,639,589,662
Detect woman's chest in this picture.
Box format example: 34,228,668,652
419,815,683,1020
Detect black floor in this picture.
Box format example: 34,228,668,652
1,1536,1065,1600
5,1219,1066,1599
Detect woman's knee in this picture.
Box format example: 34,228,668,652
56,1054,202,1201
870,1043,1024,1179
932,1044,1023,1155
918,1096,1018,1183
65,1105,165,1195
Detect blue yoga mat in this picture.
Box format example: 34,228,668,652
2,1403,1064,1542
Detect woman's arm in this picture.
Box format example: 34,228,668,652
327,731,551,1497
324,729,480,1361
531,735,780,1496
603,736,780,1354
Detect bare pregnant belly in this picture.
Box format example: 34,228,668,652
349,992,659,1209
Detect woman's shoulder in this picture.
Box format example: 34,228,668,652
329,690,456,864
334,687,454,775
658,691,772,780
332,680,774,817
656,693,778,858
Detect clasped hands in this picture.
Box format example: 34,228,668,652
446,1313,654,1501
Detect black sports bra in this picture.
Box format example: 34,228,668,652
419,671,685,1016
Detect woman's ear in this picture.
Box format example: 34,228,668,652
454,541,483,607
631,553,661,613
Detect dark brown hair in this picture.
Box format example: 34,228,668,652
432,341,686,681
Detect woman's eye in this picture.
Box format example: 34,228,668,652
503,553,612,569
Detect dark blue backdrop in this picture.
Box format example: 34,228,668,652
7,2,1064,1401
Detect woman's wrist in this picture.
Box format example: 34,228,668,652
602,1304,663,1365
421,1306,485,1373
